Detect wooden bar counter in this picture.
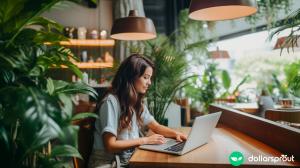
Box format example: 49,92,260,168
129,104,300,168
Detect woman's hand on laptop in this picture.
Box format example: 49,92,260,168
175,132,187,142
141,134,166,145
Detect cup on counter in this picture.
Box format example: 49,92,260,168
90,29,99,39
100,30,107,39
279,98,293,108
77,27,87,39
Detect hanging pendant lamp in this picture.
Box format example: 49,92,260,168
189,0,258,21
209,47,230,59
110,10,156,41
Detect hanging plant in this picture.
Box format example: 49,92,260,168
245,0,292,30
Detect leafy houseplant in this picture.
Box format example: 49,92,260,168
267,62,300,99
219,70,249,100
130,9,208,125
132,35,191,125
268,8,300,100
270,8,300,53
0,0,98,167
184,63,220,113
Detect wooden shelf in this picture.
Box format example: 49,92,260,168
59,39,115,47
46,39,115,47
60,62,113,69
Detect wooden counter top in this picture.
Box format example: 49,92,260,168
130,124,299,168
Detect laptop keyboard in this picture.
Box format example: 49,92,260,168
164,141,186,152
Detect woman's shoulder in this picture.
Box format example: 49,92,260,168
98,94,120,113
103,94,119,105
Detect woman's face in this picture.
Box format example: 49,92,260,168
134,67,153,94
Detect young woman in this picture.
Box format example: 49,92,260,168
88,54,187,168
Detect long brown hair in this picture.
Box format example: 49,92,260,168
104,54,154,130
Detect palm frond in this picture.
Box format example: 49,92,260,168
269,8,300,53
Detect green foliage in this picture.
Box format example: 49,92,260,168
289,76,300,97
184,63,219,113
270,74,289,98
265,61,300,98
221,70,231,91
268,8,300,99
285,61,300,97
72,112,98,121
176,9,209,63
129,9,209,124
245,0,292,29
0,0,97,167
132,35,192,124
220,70,250,98
269,8,300,54
196,63,220,112
185,66,249,111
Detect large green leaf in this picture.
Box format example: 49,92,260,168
58,125,79,147
46,78,55,95
221,70,231,90
0,0,92,167
0,69,15,87
0,86,67,164
72,112,98,121
0,125,10,151
51,145,82,159
232,75,249,94
57,93,73,120
0,0,65,45
52,80,98,99
27,16,63,32
141,35,191,123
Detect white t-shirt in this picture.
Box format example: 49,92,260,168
93,94,154,162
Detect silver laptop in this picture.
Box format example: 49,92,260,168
139,112,222,155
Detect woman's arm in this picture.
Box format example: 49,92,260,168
103,132,166,154
147,120,187,142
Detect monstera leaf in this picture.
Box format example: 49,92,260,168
0,0,98,167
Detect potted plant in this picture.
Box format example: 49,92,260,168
218,70,250,102
184,63,220,115
268,8,300,104
0,0,97,167
131,35,191,125
128,9,208,125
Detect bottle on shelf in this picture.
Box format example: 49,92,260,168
100,30,108,39
90,29,99,39
103,51,113,63
81,50,88,62
77,27,87,39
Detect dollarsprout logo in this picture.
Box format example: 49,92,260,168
229,151,244,166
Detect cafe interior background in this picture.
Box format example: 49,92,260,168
1,0,300,167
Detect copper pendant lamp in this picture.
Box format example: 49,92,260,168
110,10,156,41
209,47,230,59
189,0,258,21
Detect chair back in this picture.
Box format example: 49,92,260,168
73,101,96,168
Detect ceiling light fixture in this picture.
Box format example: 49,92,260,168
189,0,258,21
209,47,230,59
110,10,156,41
